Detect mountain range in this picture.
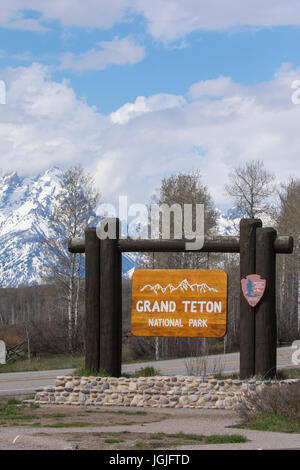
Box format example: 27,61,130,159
0,167,137,287
0,167,242,288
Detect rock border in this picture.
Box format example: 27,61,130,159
33,376,300,410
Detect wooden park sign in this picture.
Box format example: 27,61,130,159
69,218,293,379
131,269,227,338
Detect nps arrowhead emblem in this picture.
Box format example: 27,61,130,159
241,274,266,307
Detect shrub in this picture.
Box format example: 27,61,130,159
237,381,300,422
135,366,159,377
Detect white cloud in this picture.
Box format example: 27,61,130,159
2,1,300,42
110,93,186,124
188,76,245,100
1,62,300,210
0,1,130,31
59,36,145,71
0,63,109,175
134,0,300,41
98,63,300,207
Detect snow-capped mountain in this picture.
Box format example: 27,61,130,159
0,166,271,287
140,279,218,295
216,207,275,235
216,207,242,235
0,168,136,287
0,168,61,287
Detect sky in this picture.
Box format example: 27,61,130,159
0,1,300,210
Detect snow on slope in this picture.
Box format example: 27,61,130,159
216,207,275,235
0,168,62,286
0,168,135,287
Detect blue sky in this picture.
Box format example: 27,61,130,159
2,21,300,113
0,1,300,209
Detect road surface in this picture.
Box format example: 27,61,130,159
0,346,298,396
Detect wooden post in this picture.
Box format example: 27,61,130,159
239,219,262,379
255,227,277,378
85,227,100,371
99,218,122,377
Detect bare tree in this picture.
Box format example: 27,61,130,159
275,178,300,339
142,170,218,360
225,160,276,218
41,165,100,353
148,170,218,270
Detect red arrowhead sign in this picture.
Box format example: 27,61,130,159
241,274,266,307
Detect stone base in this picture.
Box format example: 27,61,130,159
33,375,300,410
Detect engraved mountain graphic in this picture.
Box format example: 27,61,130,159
140,279,218,295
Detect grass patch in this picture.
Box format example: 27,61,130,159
41,413,67,419
171,432,204,441
149,432,204,442
104,439,125,444
73,367,110,377
83,409,147,416
0,401,38,421
205,434,247,444
214,373,239,380
1,414,39,421
46,422,92,428
134,366,159,377
7,398,22,405
0,354,83,373
275,369,300,380
136,442,148,450
150,434,164,440
0,403,20,417
29,403,39,410
236,412,300,433
135,432,247,449
148,432,247,445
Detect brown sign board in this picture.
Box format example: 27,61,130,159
131,269,227,338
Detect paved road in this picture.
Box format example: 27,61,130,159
124,346,297,376
0,346,298,396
